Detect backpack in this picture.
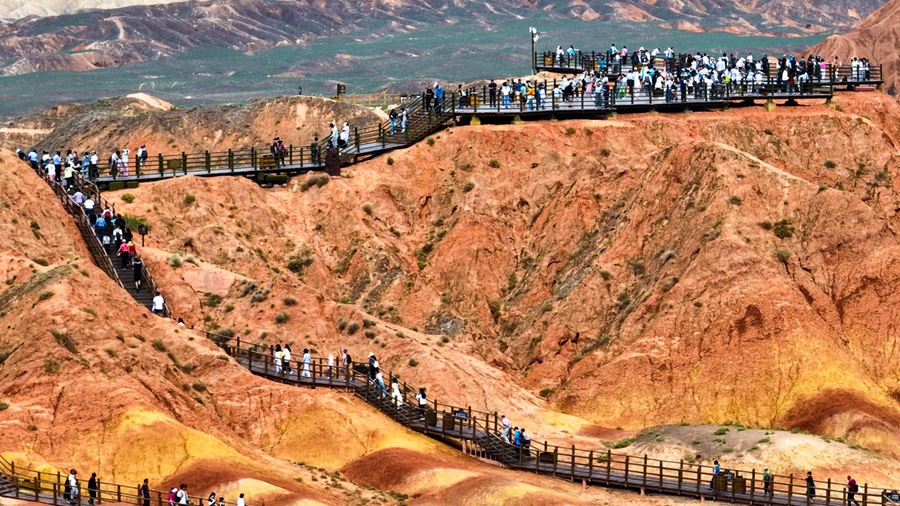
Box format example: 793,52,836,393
345,354,351,365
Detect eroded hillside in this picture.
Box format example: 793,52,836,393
95,93,900,461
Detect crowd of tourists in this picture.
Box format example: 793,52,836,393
61,469,247,506
16,145,149,182
482,44,878,109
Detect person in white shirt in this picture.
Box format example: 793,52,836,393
152,291,165,315
327,353,334,378
390,377,403,407
282,345,293,375
274,344,283,374
236,494,245,506
301,348,311,378
501,415,512,442
83,197,95,215
374,370,386,397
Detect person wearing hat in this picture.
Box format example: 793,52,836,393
368,352,379,380
763,467,772,495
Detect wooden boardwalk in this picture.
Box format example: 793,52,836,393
208,335,900,506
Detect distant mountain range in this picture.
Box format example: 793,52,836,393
811,0,900,95
0,0,888,76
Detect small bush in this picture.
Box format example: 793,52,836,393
183,194,196,205
44,357,60,374
283,296,298,306
152,339,167,352
121,193,135,203
168,254,183,268
315,174,329,187
32,257,49,267
764,128,773,135
336,317,347,331
223,303,234,313
364,329,376,339
489,159,501,169
774,248,791,263
386,157,395,166
192,382,207,392
426,137,435,146
203,293,223,307
37,290,54,302
758,220,773,230
773,218,795,239
610,438,634,449
408,358,418,367
287,256,313,273
462,181,475,193
347,321,360,335
361,202,373,215
274,311,290,324
823,160,837,169
104,347,117,358
565,127,577,136
714,427,729,436
728,195,742,205
0,401,8,411
30,219,40,230
180,363,195,374
250,290,268,303
363,318,375,328
82,307,98,318
539,387,556,398
655,435,666,442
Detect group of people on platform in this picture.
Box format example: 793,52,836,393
17,145,149,181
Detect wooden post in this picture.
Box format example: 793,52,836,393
825,478,831,505
606,450,612,483
228,149,234,173
158,153,164,175
53,480,58,505
624,455,630,487
696,465,701,496
750,469,756,502
205,151,211,173
181,152,187,175
678,460,684,495
788,473,794,503
36,471,42,501
571,445,576,482
588,451,594,482
863,483,868,506
117,483,121,502
659,460,663,491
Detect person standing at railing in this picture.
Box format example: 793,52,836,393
301,348,312,378
400,108,408,133
109,150,121,179
207,492,216,506
64,469,77,504
847,475,861,506
138,145,148,171
310,136,320,165
140,479,151,506
176,484,189,506
501,415,511,442
488,79,497,107
434,83,444,111
283,344,293,375
236,493,245,506
368,352,379,381
132,254,144,291
339,122,350,151
327,352,334,378
329,123,339,149
121,148,131,177
424,86,434,112
763,467,772,495
805,471,816,501
88,472,98,505
90,151,99,180
521,428,531,457
389,109,398,135
707,459,720,490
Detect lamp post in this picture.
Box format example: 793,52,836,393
529,27,540,75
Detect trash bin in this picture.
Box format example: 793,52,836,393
733,476,746,494
424,410,437,427
441,413,456,430
713,475,728,492
543,56,552,66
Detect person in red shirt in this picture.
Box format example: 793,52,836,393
847,476,861,506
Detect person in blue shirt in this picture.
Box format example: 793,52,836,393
709,459,720,490
434,83,444,110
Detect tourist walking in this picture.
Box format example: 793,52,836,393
65,469,77,504
87,473,98,505
391,377,403,407
400,108,407,133
120,148,130,176
327,352,334,378
415,387,427,420
342,349,351,376
329,123,339,148
806,471,816,501
176,484,188,506
282,344,292,375
207,492,216,506
118,241,131,269
763,467,772,495
339,122,350,150
310,137,320,165
168,487,177,506
389,108,398,134
374,369,387,397
501,414,511,442
274,344,283,374
140,479,151,506
301,348,311,378
847,476,861,506
131,254,143,291
368,353,379,380
236,494,245,506
152,291,165,315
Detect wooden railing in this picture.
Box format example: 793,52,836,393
335,92,415,108
209,331,900,506
0,453,249,506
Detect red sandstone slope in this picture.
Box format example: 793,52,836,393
811,0,900,95
99,93,900,459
